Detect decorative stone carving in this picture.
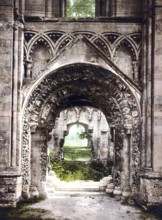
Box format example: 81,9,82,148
24,59,33,79
132,60,141,82
131,123,141,195
22,111,31,198
40,142,47,182
22,62,141,198
24,31,142,83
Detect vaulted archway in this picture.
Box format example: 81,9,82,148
22,62,141,199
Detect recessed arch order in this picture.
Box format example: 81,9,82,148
22,62,142,198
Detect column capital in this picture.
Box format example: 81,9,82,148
124,124,133,134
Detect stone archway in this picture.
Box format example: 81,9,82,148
52,107,111,162
22,63,141,199
62,123,90,160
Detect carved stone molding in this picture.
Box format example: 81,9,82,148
24,31,142,84
22,63,141,195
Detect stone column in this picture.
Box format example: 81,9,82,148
25,0,45,17
24,59,33,79
31,128,51,195
52,0,62,17
12,20,24,169
141,1,153,171
132,60,141,84
95,0,110,17
113,127,123,188
121,125,132,197
45,0,53,18
60,0,66,17
152,0,162,172
110,0,117,17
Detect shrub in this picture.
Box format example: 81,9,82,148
50,158,112,182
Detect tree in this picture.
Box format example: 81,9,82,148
66,0,95,18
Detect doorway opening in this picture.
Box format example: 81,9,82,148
48,107,113,184
63,124,90,161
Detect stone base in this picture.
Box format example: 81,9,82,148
0,173,22,207
139,172,162,207
122,191,131,198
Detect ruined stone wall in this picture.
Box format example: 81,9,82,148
0,0,23,206
50,107,111,161
0,0,13,168
139,0,162,206
116,0,142,17
24,0,142,18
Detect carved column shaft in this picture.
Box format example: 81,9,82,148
22,117,31,198
24,60,32,79
121,128,131,197
132,60,140,82
31,127,51,194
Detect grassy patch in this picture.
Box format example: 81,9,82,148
64,145,91,161
0,196,56,220
50,160,112,182
140,206,162,220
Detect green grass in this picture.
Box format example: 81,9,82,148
64,145,91,161
140,206,162,220
0,196,56,220
50,160,112,182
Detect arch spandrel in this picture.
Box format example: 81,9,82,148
23,35,141,108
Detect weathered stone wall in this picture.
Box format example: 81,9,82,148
24,0,142,18
139,0,162,206
153,0,162,172
23,21,142,87
116,0,142,17
0,0,24,206
25,0,45,17
24,0,65,18
50,107,112,162
0,175,22,207
0,0,13,167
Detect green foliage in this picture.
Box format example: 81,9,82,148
89,161,112,181
79,131,89,139
66,0,95,18
64,145,91,161
50,159,112,182
50,160,88,182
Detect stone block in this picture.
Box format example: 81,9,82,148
0,185,8,193
8,185,17,193
0,0,13,6
25,0,45,17
140,177,162,206
0,193,16,202
0,177,17,185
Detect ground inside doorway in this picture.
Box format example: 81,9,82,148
0,195,160,220
30,195,153,220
